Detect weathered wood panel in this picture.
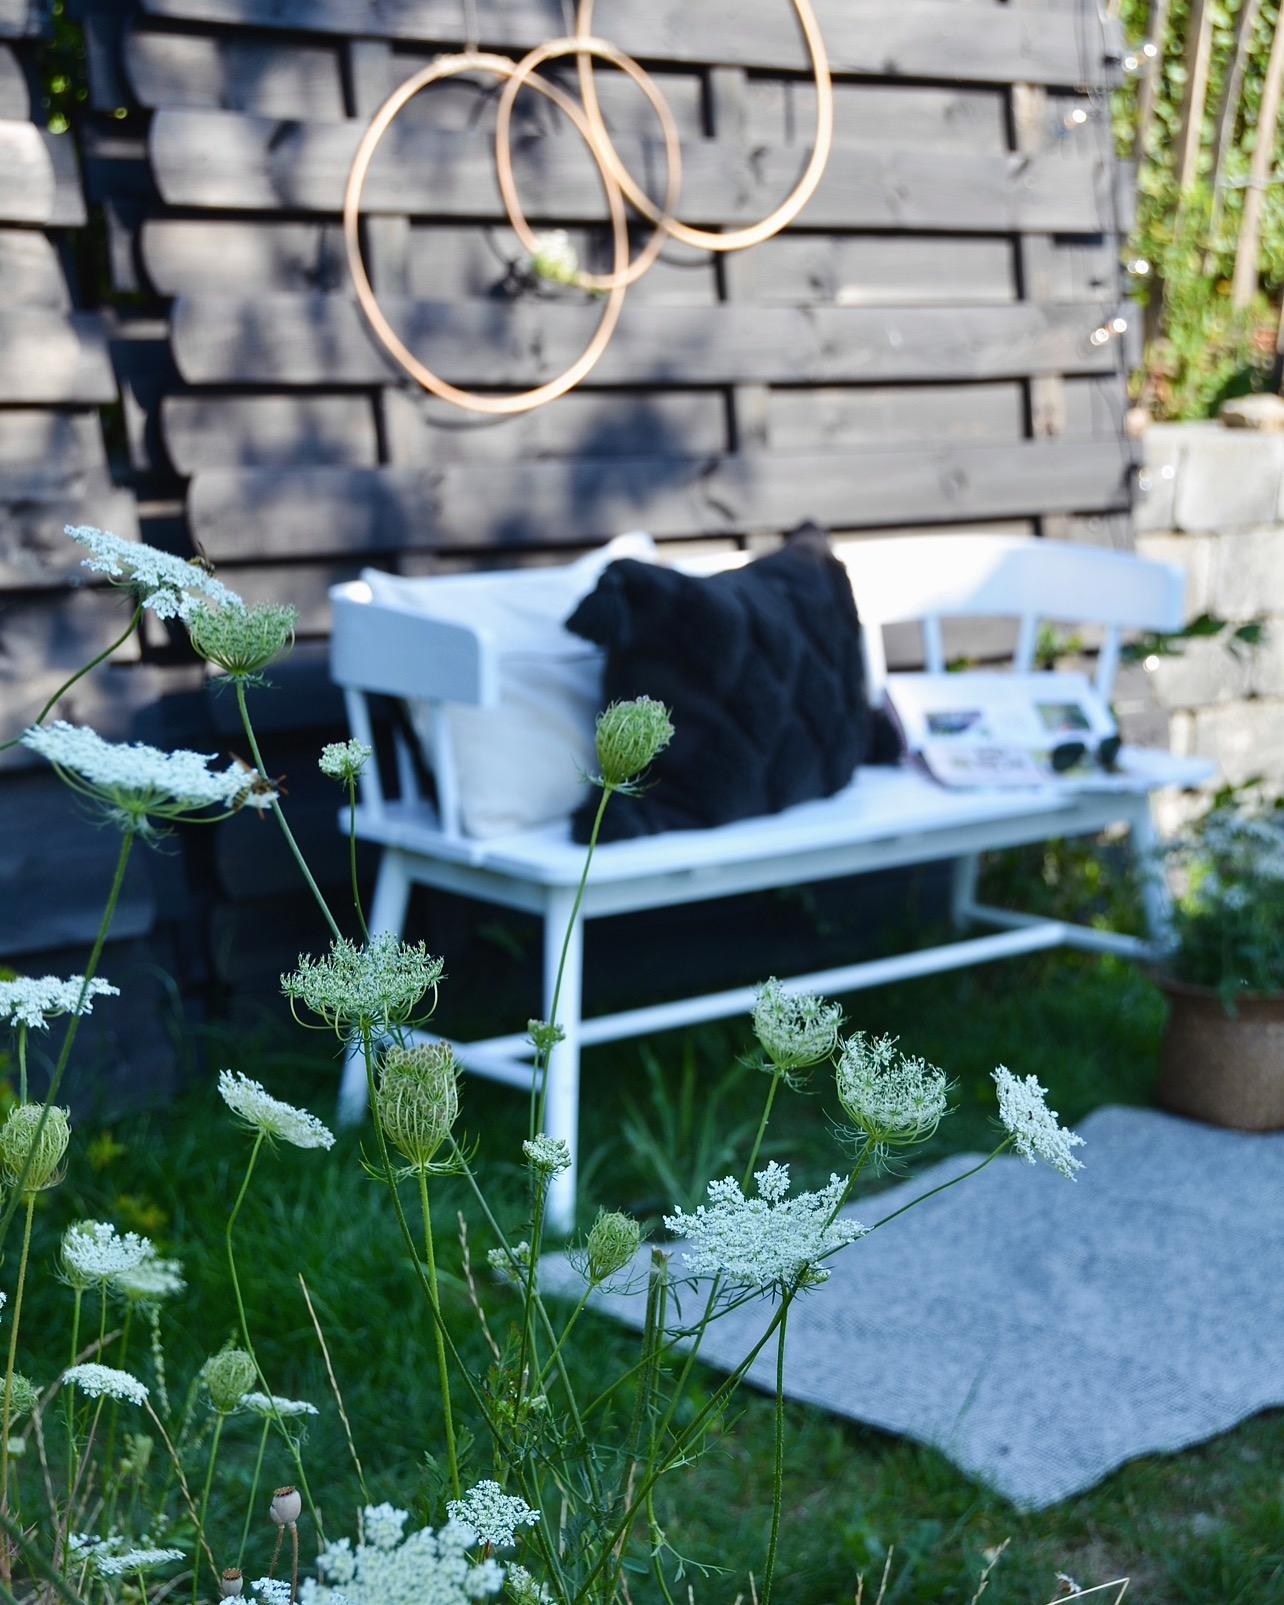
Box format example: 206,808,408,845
0,486,139,588
162,393,380,471
172,296,1119,387
729,236,1018,306
149,108,1114,234
748,81,1009,153
0,309,117,402
0,229,70,306
0,116,55,221
187,440,1132,557
136,0,1122,89
0,42,28,117
0,0,49,40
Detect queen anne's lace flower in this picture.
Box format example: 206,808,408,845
308,1509,505,1604
522,1135,571,1176
282,933,444,1037
112,1247,185,1302
447,1482,539,1550
665,1163,867,1291
187,600,296,678
62,1363,149,1405
0,1103,71,1193
992,1066,1085,1179
528,229,579,285
67,524,244,622
835,1033,951,1146
61,1220,151,1288
319,740,374,783
218,1070,336,1150
252,1581,294,1605
752,979,843,1071
592,697,674,789
0,974,117,1030
91,1545,185,1578
240,1391,319,1418
22,722,268,834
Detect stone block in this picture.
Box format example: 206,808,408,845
1146,636,1252,710
1172,429,1284,532
1135,426,1180,533
1209,527,1284,619
1220,393,1284,431
1135,531,1217,617
1190,700,1284,787
1113,660,1171,747
1248,626,1284,699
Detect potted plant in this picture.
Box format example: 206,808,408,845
1153,793,1284,1130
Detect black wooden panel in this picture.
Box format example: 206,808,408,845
731,236,1017,306
172,296,1118,387
215,558,371,631
162,393,380,471
42,129,89,228
0,229,69,306
149,107,1113,233
136,1,1121,89
126,26,348,117
0,484,139,588
0,309,117,403
769,384,1028,448
187,440,1132,558
748,81,1009,153
0,116,55,222
0,42,27,117
0,0,49,40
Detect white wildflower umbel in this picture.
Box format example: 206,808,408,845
282,933,444,1039
66,524,245,622
0,1103,71,1193
218,1070,336,1150
591,697,674,790
376,1043,458,1171
86,1545,185,1579
22,721,269,836
202,1347,258,1414
752,979,843,1073
835,1033,951,1148
319,739,373,784
188,600,297,680
583,1210,642,1286
522,1134,571,1177
0,974,118,1030
240,1392,319,1419
112,1246,185,1303
311,1508,506,1605
61,1220,151,1290
446,1481,539,1549
61,1363,149,1406
664,1162,868,1293
992,1066,1085,1180
528,229,579,285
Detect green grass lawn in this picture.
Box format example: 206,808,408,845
18,950,1283,1605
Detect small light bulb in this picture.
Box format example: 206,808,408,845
1090,327,1111,347
1064,107,1090,128
1142,41,1159,58
1144,654,1160,673
1129,257,1151,275
1123,53,1140,72
1137,470,1153,494
1110,315,1129,334
1160,464,1176,481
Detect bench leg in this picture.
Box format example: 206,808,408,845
540,887,584,1237
951,853,981,929
337,849,414,1127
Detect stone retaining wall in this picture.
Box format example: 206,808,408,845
1135,422,1284,796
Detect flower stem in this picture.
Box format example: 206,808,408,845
238,1417,271,1567
192,1413,225,1605
0,1196,36,1539
762,1301,789,1605
64,1290,82,1502
415,1167,460,1499
0,832,133,1250
15,1029,26,1105
235,682,341,942
743,1065,784,1190
347,779,369,941
0,605,142,754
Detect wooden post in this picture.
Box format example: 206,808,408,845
1209,0,1262,239
1232,13,1284,307
1133,0,1173,162
1174,0,1214,192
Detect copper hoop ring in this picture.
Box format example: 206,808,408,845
574,0,834,252
495,35,683,293
343,52,630,415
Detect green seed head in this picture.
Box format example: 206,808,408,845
187,601,297,679
377,1043,459,1169
201,1347,257,1414
6,1374,38,1419
594,697,674,789
0,1103,71,1194
586,1209,641,1285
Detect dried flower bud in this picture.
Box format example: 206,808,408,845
0,1103,71,1193
377,1043,458,1169
522,1134,572,1177
220,1569,245,1598
593,697,673,789
585,1210,641,1285
269,1486,302,1527
201,1347,257,1414
527,1018,565,1056
5,1374,38,1419
187,601,297,679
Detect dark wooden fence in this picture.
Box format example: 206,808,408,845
1,0,1137,1086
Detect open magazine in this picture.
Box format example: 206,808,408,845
884,672,1121,789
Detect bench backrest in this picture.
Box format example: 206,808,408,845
330,533,1185,828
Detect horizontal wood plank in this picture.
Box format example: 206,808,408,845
727,235,1017,305
0,0,49,40
0,42,27,117
0,228,69,306
149,107,1114,233
172,295,1118,387
187,440,1132,558
0,116,54,221
136,0,1121,88
0,484,140,587
749,80,1009,153
0,309,117,402
162,393,380,471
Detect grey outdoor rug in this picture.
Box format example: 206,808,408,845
543,1106,1284,1510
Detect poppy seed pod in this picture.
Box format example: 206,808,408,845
586,1210,641,1285
219,1569,244,1598
201,1347,257,1414
377,1042,459,1169
270,1485,302,1527
0,1103,71,1194
593,698,673,789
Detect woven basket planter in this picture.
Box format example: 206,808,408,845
1155,975,1284,1132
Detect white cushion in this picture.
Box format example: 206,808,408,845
361,534,657,838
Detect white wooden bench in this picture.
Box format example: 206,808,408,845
329,534,1212,1229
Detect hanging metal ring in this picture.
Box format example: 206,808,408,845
495,34,684,293
342,52,631,416
573,0,834,252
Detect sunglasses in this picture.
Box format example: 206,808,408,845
1050,734,1122,774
